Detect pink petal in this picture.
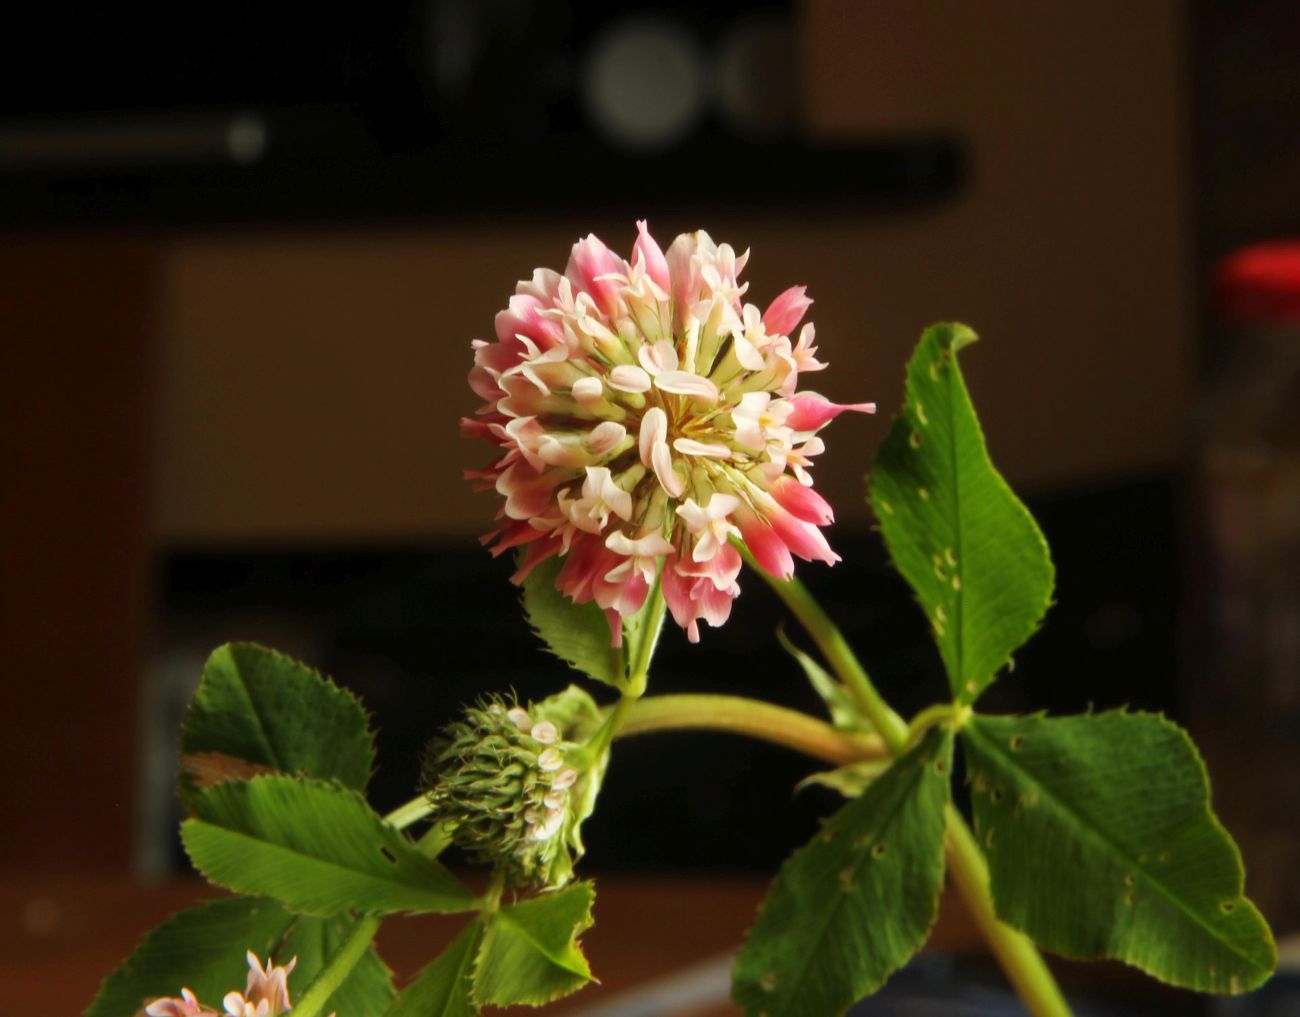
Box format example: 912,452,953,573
768,506,840,565
633,220,671,292
735,509,794,580
565,234,624,319
510,537,561,583
786,392,877,432
605,610,624,648
769,475,835,525
762,285,813,336
662,557,696,630
495,294,565,349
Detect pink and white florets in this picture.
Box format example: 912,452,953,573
465,223,874,644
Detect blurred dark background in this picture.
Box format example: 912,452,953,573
3,1,1300,1011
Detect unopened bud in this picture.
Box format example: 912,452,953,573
423,694,583,887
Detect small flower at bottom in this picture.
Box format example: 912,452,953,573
465,222,874,644
146,989,212,1017
145,953,300,1017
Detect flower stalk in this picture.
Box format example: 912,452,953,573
738,543,909,750
290,914,383,1017
617,693,885,765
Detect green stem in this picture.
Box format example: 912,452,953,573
618,693,885,765
587,584,668,763
625,578,668,697
482,867,507,914
383,795,435,830
740,546,909,751
945,805,1074,1017
290,913,383,1017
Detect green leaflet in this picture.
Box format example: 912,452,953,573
868,324,1054,703
533,685,609,879
384,920,483,1017
180,643,375,803
963,712,1276,993
182,775,475,917
732,729,953,1017
520,556,665,692
795,759,888,799
85,896,295,1017
280,914,396,1017
472,881,597,1007
532,684,606,742
777,627,871,733
522,556,626,688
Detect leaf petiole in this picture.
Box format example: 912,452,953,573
290,914,384,1017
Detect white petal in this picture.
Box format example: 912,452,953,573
608,365,652,393
673,438,731,459
571,376,604,404
654,370,719,402
639,407,668,467
586,420,627,455
531,721,559,744
651,441,684,497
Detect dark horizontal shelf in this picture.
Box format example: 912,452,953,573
0,118,964,230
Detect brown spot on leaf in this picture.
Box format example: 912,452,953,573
182,751,277,789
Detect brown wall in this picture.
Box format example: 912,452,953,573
0,238,157,868
152,0,1192,545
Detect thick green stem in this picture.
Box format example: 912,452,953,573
383,795,435,830
618,693,885,765
739,547,909,751
290,914,383,1017
945,806,1073,1017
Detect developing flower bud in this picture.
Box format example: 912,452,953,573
423,694,587,887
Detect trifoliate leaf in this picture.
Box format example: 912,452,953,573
521,556,626,689
383,920,482,1017
182,775,475,917
868,324,1054,703
963,712,1276,993
472,881,597,1007
733,729,953,1017
777,626,871,733
85,896,295,1017
180,643,375,805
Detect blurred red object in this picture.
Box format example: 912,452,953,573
1216,240,1300,323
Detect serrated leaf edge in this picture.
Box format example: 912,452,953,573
963,711,1277,985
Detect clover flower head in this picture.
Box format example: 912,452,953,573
424,695,587,888
465,222,874,643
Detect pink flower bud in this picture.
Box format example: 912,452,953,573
763,285,813,336
786,392,877,432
